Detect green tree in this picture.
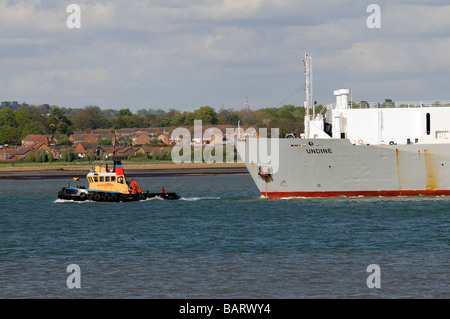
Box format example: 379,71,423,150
217,108,239,125
158,117,172,127
86,151,95,162
48,151,54,163
35,150,47,162
171,111,186,127
72,106,107,131
21,121,46,138
48,106,71,134
24,152,35,162
116,108,133,117
62,149,74,162
193,106,218,125
0,107,16,127
58,137,73,146
0,126,19,145
98,138,112,145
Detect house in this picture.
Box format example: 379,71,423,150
81,134,98,143
14,148,35,161
205,134,224,144
115,128,137,136
69,134,89,144
49,146,64,160
21,135,52,148
157,134,169,145
32,143,53,152
132,132,151,146
0,149,19,161
0,148,36,161
114,146,138,158
101,146,116,158
69,133,98,144
74,142,99,157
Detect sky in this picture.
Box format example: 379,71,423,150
1,0,450,112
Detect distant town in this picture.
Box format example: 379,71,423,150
0,101,280,163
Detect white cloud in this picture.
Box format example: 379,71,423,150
1,0,450,110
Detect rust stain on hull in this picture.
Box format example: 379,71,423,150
395,148,402,190
424,150,438,190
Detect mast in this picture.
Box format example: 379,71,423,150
304,54,313,117
303,54,313,138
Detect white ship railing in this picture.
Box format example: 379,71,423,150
327,100,450,109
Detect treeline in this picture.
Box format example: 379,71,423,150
0,102,325,145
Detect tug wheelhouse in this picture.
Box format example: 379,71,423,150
86,161,130,195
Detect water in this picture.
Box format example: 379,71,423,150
0,174,448,298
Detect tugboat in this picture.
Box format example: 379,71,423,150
58,160,180,202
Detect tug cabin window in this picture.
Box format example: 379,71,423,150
426,113,431,135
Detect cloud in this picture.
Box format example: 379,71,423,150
1,1,450,110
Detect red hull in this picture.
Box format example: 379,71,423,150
262,190,450,198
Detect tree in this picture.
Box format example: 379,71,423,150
171,111,186,127
48,151,54,163
86,151,95,162
24,152,35,162
48,106,71,134
72,106,107,131
62,149,74,162
217,108,239,125
35,150,47,162
21,121,46,138
193,106,218,125
98,138,112,145
158,117,172,127
278,105,294,120
0,107,16,127
116,108,133,117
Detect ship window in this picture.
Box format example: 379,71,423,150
94,176,98,182
105,176,110,182
436,131,449,139
100,176,104,182
426,113,431,135
111,176,116,182
118,177,123,184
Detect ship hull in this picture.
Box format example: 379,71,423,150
236,138,450,198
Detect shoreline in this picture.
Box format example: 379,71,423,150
0,162,248,180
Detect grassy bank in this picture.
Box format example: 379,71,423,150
0,160,245,171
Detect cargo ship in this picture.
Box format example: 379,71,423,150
58,160,180,201
235,55,450,198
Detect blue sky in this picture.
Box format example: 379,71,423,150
1,0,450,112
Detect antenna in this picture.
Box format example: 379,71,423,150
303,54,313,118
